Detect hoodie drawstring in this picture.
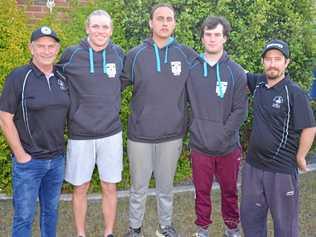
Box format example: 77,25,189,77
102,49,107,75
89,48,108,76
153,37,174,72
216,63,224,98
153,43,161,72
89,48,94,73
200,53,224,98
164,46,169,64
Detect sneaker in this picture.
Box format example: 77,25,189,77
192,226,208,237
156,225,179,237
123,227,143,237
224,227,241,237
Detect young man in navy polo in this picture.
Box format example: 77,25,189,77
0,26,69,237
241,39,316,237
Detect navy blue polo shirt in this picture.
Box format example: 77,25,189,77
246,73,315,174
0,63,70,159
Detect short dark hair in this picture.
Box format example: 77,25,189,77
200,16,231,38
150,3,175,20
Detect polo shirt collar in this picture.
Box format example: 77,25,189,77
29,62,56,79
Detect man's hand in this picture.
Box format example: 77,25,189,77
15,152,32,164
297,156,308,172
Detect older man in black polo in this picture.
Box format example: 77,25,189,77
241,39,316,237
0,26,69,237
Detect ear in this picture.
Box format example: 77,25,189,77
223,35,227,44
28,43,34,55
285,58,290,67
149,19,153,30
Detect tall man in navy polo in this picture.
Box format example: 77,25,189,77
241,39,316,237
0,26,69,237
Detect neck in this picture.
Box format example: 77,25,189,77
153,36,169,48
87,37,108,52
32,61,53,76
204,50,223,63
267,74,286,88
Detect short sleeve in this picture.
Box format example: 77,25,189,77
292,90,316,130
247,73,259,94
0,71,20,114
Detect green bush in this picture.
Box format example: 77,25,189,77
0,0,315,194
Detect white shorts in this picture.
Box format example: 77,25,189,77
65,132,123,186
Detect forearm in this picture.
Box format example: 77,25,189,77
296,127,316,159
0,111,27,159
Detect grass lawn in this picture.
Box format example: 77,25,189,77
0,171,315,237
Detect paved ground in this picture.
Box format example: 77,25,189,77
0,170,316,237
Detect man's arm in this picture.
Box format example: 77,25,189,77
296,127,316,172
223,69,248,138
0,111,31,163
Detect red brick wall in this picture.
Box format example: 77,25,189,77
17,0,90,24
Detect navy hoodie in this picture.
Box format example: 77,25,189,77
187,52,248,156
121,38,197,142
59,39,124,139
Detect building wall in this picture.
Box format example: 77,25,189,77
17,0,90,24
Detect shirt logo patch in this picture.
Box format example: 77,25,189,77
106,63,116,78
171,61,181,76
216,81,228,97
272,96,284,109
57,79,67,91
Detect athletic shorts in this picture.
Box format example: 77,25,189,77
65,132,123,186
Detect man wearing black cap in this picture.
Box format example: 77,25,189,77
0,26,69,237
240,39,316,237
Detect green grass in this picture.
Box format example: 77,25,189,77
0,171,315,237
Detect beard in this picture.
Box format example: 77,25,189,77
265,68,283,80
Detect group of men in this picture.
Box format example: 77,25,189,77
0,3,315,237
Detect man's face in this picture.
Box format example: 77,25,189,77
202,24,227,55
29,36,60,67
149,7,176,41
262,49,289,80
86,14,113,50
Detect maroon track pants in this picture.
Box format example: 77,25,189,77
191,147,241,229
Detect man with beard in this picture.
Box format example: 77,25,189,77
241,39,316,237
59,10,124,237
187,16,248,237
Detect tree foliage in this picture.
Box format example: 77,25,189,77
0,0,314,193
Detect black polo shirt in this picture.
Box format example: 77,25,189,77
0,63,70,159
246,73,315,174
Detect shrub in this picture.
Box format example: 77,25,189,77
0,0,314,193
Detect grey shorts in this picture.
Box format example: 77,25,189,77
65,132,123,186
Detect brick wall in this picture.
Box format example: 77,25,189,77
17,0,90,24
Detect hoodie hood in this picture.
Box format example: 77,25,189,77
195,51,230,99
79,38,113,75
144,37,175,72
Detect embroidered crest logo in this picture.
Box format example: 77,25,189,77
106,63,116,78
57,79,67,91
216,81,228,97
41,26,52,35
272,96,284,109
171,61,181,76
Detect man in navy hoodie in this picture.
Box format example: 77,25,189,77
121,3,197,237
59,10,124,237
187,16,248,237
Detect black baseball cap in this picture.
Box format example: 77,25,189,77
261,39,289,58
30,26,60,42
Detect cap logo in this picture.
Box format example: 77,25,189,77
41,26,52,35
267,43,283,49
